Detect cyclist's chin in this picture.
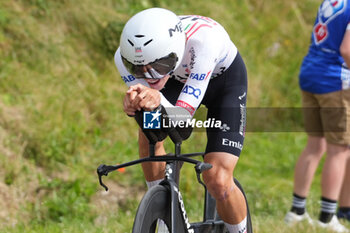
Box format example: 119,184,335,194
146,75,170,90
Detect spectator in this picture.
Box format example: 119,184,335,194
337,157,350,222
285,0,350,232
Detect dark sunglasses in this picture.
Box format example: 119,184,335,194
122,53,178,79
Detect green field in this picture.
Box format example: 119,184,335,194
0,0,349,232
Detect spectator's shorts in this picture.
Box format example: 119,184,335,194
302,89,350,146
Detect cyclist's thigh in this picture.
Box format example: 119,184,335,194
203,52,247,158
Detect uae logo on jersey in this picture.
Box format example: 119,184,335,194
313,0,346,44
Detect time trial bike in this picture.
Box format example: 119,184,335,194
97,108,253,233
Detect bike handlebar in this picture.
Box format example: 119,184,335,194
133,105,193,145
97,105,208,191
97,153,212,191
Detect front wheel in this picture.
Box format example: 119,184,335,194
132,184,187,233
233,178,253,233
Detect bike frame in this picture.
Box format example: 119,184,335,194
97,140,227,233
97,108,253,233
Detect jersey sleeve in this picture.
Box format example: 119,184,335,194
175,38,219,116
114,47,149,87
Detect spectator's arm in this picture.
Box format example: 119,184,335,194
340,24,350,68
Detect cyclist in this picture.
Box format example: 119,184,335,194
285,0,350,232
114,8,248,233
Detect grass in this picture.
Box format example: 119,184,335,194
1,0,349,232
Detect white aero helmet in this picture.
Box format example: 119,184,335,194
120,8,186,79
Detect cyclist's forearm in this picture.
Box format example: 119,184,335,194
138,128,166,157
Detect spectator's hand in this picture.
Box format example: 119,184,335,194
128,84,161,111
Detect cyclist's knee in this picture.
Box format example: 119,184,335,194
211,185,234,201
203,171,234,201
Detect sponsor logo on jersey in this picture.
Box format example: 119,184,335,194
222,138,243,150
122,75,136,83
176,100,195,115
238,92,246,100
313,0,346,44
314,23,328,44
319,0,345,23
181,85,201,99
189,72,211,81
220,123,231,132
189,47,196,69
239,104,246,136
143,111,161,129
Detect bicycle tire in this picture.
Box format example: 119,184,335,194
211,178,253,233
132,184,187,233
234,178,253,233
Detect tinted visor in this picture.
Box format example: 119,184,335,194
122,53,177,79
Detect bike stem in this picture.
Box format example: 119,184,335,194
175,142,181,156
149,142,155,157
163,142,184,233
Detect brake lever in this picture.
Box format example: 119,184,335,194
97,164,110,191
194,162,212,188
195,162,212,173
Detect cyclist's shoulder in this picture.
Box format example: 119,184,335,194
180,15,232,57
179,15,229,41
179,15,220,26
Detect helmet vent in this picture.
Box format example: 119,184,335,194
127,39,134,46
134,35,145,38
143,39,153,46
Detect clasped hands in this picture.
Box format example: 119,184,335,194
123,84,161,116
